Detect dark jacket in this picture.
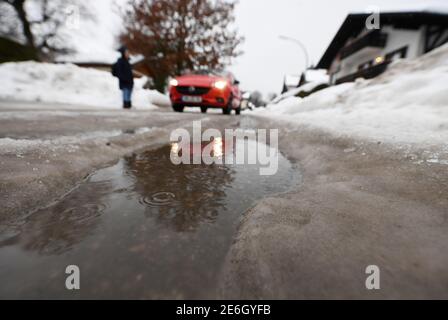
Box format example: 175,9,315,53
113,56,134,90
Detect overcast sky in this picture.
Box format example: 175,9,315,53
74,0,445,96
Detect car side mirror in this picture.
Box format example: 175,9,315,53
234,80,240,85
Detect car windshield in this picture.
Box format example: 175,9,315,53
182,69,225,77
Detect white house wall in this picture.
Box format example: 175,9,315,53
382,26,425,58
333,26,425,83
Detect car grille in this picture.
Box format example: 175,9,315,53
176,86,210,95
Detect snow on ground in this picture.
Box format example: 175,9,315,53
0,61,170,110
0,127,159,155
258,43,448,151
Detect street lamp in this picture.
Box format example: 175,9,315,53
279,35,310,71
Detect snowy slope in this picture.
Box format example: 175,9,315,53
259,44,448,147
0,61,170,109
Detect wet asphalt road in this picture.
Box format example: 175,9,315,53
1,100,448,299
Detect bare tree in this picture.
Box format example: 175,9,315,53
0,0,92,60
120,0,244,92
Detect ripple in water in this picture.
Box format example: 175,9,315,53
139,192,179,208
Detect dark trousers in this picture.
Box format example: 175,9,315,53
122,87,133,103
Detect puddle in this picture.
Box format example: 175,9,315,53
0,139,299,299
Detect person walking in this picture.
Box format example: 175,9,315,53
112,46,134,109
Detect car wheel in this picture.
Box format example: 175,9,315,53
223,96,233,115
201,107,208,114
173,105,184,113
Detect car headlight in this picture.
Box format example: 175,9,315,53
214,80,228,90
169,79,178,87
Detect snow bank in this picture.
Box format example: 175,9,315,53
0,61,170,109
260,44,448,147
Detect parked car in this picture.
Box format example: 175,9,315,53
168,72,242,115
240,92,254,111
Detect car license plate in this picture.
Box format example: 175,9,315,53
182,96,202,103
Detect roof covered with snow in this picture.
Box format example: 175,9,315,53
284,74,301,87
317,6,448,69
302,69,329,84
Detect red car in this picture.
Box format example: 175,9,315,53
168,72,242,115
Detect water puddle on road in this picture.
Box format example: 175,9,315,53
0,139,299,299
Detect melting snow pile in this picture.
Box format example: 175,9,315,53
260,44,448,147
0,61,170,109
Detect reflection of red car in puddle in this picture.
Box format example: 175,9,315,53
171,138,228,160
168,72,242,115
171,136,260,164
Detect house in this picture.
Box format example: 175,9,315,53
275,69,329,103
296,69,329,97
316,8,448,85
272,69,328,104
298,69,329,87
281,74,301,93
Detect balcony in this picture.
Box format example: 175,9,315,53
335,61,390,85
340,30,388,59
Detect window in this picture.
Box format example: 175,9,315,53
385,46,408,63
358,60,373,71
